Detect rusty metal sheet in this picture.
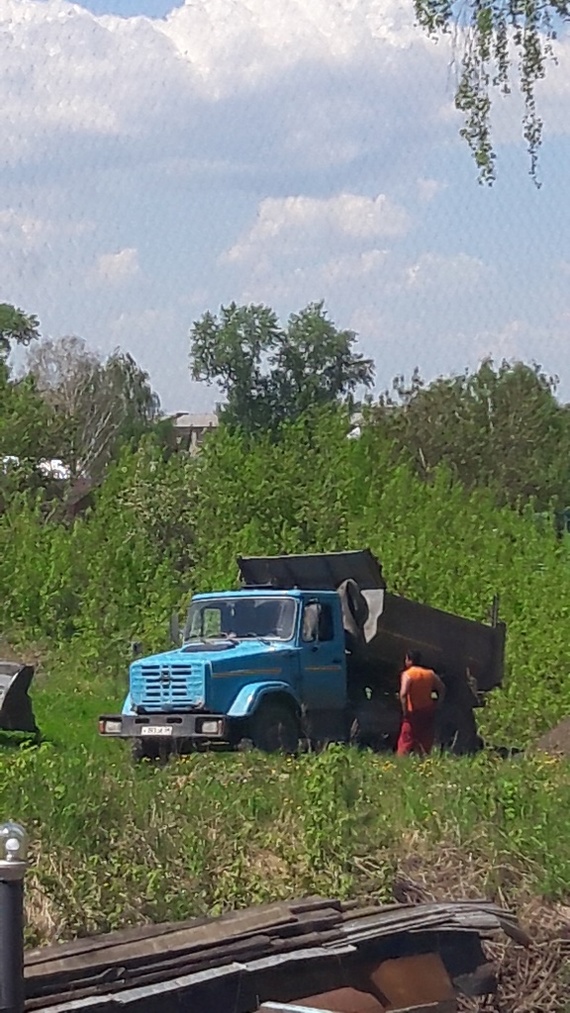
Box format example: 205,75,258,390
367,953,455,1008
301,988,385,1010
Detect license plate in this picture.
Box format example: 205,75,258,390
141,725,173,736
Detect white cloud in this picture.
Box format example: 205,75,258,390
404,252,487,291
0,208,95,305
218,192,407,309
416,178,447,203
469,319,567,377
158,0,427,96
0,0,458,172
93,247,140,284
224,193,411,265
0,209,92,250
471,319,527,363
0,0,568,412
319,249,389,284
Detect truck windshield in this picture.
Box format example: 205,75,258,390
184,597,297,642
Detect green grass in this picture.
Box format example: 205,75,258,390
2,648,569,947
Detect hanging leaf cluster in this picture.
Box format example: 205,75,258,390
414,0,570,183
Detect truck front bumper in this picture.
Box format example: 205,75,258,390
98,712,228,740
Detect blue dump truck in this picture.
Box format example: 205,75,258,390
98,550,506,759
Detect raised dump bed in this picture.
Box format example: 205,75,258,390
238,550,506,753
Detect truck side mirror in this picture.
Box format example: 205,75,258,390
131,641,143,658
169,612,181,646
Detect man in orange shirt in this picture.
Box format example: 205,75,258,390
396,650,446,757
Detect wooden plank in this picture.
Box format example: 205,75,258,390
25,899,525,972
266,910,342,940
289,899,342,915
26,910,343,995
26,934,276,997
26,924,344,1003
25,905,299,980
26,924,345,1001
25,916,212,966
25,899,305,968
29,945,357,1012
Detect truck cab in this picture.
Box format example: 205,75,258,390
99,588,350,757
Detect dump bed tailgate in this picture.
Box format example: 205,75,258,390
238,550,386,591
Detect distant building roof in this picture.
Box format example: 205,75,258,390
168,413,219,429
165,412,219,454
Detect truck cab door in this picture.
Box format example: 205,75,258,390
299,598,346,712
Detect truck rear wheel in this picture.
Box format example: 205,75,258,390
250,703,299,755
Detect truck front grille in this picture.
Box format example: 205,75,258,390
130,663,205,710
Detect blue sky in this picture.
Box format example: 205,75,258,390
2,0,570,412
79,0,183,16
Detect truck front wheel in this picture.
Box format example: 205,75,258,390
250,703,299,755
131,739,159,762
131,738,176,763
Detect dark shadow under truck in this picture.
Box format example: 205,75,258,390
98,550,506,759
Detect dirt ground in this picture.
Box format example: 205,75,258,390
535,717,570,758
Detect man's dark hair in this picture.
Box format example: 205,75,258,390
406,649,422,665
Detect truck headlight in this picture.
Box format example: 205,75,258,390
200,719,222,736
100,719,122,735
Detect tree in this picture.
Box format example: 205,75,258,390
0,305,63,508
415,0,569,184
0,367,62,512
375,358,570,511
26,336,161,480
189,301,374,432
0,303,40,357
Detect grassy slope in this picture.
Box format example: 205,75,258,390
1,652,568,949
1,422,569,955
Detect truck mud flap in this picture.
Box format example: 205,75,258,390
0,660,39,735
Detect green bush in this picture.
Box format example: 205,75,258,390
1,406,569,944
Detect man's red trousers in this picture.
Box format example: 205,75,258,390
396,707,436,756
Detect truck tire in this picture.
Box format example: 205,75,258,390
131,739,160,763
250,702,300,755
350,697,400,752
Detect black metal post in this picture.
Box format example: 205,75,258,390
0,862,25,1013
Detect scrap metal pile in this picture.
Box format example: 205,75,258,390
25,896,530,1013
0,659,38,735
